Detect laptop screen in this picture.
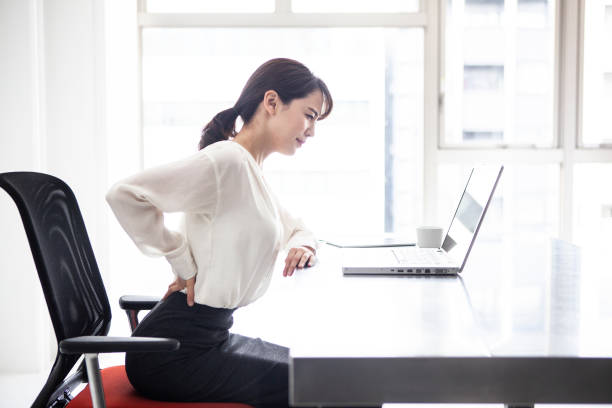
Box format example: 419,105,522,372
441,165,503,267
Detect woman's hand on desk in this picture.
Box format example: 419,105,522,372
162,275,196,306
283,246,316,277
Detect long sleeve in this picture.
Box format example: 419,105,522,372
106,150,218,280
106,140,319,308
277,201,319,253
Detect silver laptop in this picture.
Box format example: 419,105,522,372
342,165,504,275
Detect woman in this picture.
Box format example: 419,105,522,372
106,58,333,407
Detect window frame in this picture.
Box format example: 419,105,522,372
136,0,433,230
136,0,612,244
436,0,612,243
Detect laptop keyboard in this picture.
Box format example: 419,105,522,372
391,247,453,266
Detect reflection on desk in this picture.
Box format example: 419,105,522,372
232,236,612,406
462,236,597,357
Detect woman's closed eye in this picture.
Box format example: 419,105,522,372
305,114,315,120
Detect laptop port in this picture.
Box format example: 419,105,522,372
425,269,431,273
398,269,404,272
407,269,413,273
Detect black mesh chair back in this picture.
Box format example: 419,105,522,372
0,172,111,408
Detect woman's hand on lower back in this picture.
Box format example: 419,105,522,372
162,275,196,306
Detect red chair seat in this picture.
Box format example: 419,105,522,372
68,365,253,408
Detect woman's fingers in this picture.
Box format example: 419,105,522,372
162,285,174,301
284,247,315,277
186,277,196,307
283,248,297,277
297,252,311,269
288,249,302,276
306,255,316,267
162,277,187,301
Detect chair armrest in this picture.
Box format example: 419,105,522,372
59,336,179,354
119,295,161,311
119,295,163,333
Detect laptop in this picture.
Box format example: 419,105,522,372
341,165,504,275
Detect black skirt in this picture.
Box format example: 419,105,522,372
125,291,290,407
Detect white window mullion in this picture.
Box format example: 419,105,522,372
136,30,144,170
424,0,441,225
275,0,291,14
138,13,428,28
574,148,612,163
552,0,562,148
437,148,563,164
503,0,517,145
137,0,146,170
558,0,582,242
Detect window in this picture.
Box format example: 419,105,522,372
581,1,612,146
573,164,612,251
291,0,419,13
103,0,612,351
437,164,559,242
142,27,424,237
573,163,612,338
127,0,428,342
125,0,612,295
132,0,612,244
146,0,275,13
444,0,556,146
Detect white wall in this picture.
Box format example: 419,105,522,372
0,0,109,378
103,0,142,341
0,0,49,376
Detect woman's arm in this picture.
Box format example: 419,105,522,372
276,201,318,253
276,202,319,276
106,150,218,281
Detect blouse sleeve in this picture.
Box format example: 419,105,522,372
277,202,319,253
105,150,218,280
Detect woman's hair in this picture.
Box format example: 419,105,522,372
198,58,333,150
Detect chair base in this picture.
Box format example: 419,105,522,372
67,365,253,408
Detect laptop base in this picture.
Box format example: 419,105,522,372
342,266,460,275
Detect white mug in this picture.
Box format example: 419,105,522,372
416,226,444,248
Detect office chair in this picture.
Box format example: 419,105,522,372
0,172,252,408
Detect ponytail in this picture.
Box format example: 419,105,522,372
198,107,240,150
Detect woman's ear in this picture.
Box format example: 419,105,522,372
263,90,279,116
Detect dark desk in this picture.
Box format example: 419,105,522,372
234,236,612,407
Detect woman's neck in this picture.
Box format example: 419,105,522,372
232,126,272,167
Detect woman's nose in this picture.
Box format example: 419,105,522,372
306,123,315,138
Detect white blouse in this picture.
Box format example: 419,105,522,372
105,140,318,309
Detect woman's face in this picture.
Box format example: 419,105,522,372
268,90,324,156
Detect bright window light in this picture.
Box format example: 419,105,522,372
437,164,559,243
146,0,274,13
142,28,424,241
573,164,612,250
444,0,556,147
581,1,612,146
291,0,419,13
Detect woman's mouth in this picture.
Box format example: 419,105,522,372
296,138,305,147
